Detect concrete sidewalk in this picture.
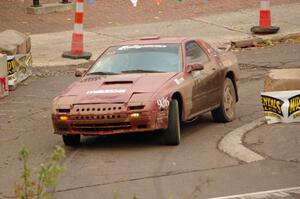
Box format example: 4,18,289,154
31,3,300,67
245,122,300,163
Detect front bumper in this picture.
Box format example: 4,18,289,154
52,103,168,135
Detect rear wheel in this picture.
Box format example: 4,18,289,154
62,134,80,146
212,78,236,122
163,100,181,145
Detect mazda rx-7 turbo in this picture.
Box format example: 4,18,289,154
52,36,240,146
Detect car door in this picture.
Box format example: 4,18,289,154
185,40,222,116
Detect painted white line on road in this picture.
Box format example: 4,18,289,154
208,186,300,199
218,117,265,163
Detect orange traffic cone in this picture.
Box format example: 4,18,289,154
251,0,279,34
63,0,92,59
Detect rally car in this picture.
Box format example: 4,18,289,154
52,36,240,146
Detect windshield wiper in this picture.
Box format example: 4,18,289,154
87,71,118,75
121,69,163,73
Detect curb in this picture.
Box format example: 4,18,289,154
231,32,300,49
218,117,266,163
26,3,75,15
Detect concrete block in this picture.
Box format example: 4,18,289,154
0,53,8,98
264,69,300,91
26,3,75,15
231,38,264,48
0,30,31,55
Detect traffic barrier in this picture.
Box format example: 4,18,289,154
62,0,92,60
0,53,8,98
251,0,279,34
7,54,33,91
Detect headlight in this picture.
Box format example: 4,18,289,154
59,115,70,121
130,113,140,118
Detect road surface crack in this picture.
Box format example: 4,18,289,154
43,164,240,195
95,32,125,40
189,18,251,36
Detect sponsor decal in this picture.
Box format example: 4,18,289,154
261,90,300,124
174,77,184,85
157,97,170,109
261,95,284,117
7,57,18,76
86,89,126,95
191,70,201,78
118,45,167,51
288,94,300,117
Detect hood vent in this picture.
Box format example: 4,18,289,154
104,81,133,85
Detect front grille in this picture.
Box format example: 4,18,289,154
67,104,148,132
71,104,126,115
72,122,131,131
70,114,127,120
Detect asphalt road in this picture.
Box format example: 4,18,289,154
0,41,299,199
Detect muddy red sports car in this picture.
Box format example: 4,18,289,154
52,36,240,146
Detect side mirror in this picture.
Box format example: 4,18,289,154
75,68,88,77
186,63,204,73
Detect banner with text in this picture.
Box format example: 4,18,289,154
261,90,300,124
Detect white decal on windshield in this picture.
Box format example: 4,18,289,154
86,89,126,95
118,45,167,50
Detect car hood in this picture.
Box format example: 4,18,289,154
58,72,178,104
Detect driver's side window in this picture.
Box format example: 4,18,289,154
185,41,209,65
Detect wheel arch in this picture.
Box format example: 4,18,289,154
225,71,239,102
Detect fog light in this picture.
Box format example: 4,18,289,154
59,115,69,121
130,113,140,118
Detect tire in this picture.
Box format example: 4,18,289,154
212,78,236,122
163,100,181,145
62,134,81,146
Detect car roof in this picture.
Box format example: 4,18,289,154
116,36,196,46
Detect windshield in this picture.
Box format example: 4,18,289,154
87,44,182,75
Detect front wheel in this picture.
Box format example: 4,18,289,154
163,100,181,145
62,134,81,146
212,78,236,122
